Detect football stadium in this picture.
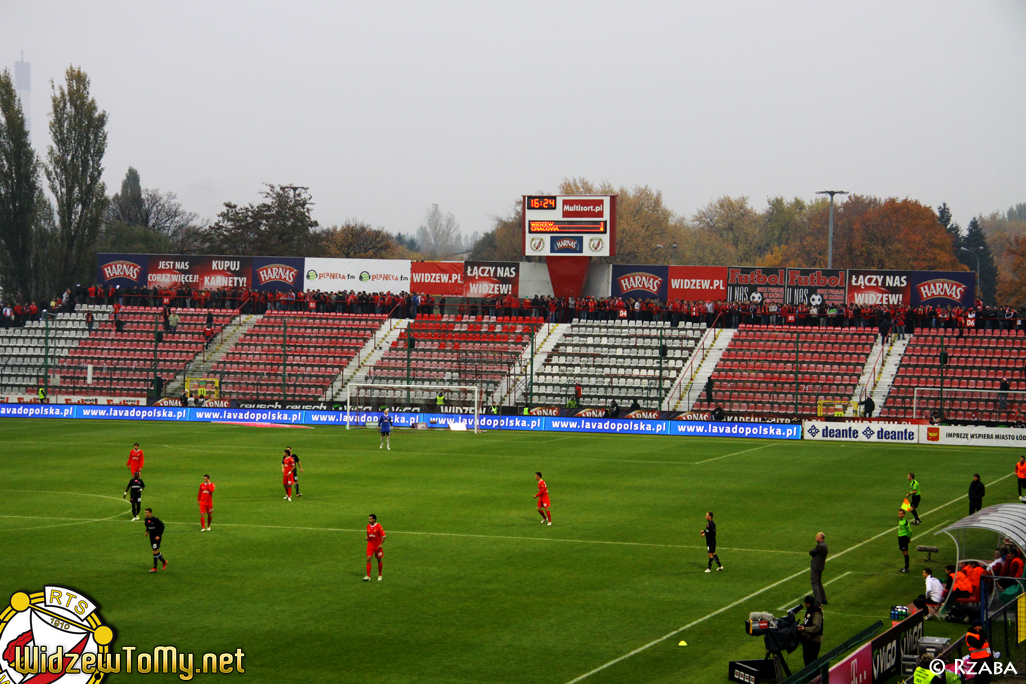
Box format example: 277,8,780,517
2,5,1025,684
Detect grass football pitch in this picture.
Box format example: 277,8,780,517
0,418,1011,683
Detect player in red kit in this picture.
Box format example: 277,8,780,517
364,514,385,581
535,472,552,525
282,450,295,501
198,474,215,531
127,443,144,476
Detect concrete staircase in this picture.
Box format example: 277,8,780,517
492,323,567,406
848,333,910,416
165,313,260,396
325,319,409,402
665,327,737,411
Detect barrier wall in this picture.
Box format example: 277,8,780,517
919,424,1026,448
803,421,920,444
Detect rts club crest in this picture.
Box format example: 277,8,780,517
0,587,114,683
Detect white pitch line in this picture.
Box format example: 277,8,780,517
777,572,853,611
691,443,775,465
562,471,1016,684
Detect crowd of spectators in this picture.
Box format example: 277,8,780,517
4,283,1026,334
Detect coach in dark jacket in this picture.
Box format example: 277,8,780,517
969,474,986,515
809,533,828,605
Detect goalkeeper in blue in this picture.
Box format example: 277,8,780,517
379,409,393,450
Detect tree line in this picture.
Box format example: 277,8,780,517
0,66,1018,306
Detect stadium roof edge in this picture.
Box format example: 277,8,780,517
938,504,1026,552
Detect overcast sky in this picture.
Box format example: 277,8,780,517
3,1,1024,239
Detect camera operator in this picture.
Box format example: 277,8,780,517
796,595,823,666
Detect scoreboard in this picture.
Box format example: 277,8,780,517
522,195,617,257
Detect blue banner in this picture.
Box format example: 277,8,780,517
0,405,800,440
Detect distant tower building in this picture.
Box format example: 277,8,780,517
14,51,30,132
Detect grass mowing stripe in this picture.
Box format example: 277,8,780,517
0,514,807,554
563,471,1015,683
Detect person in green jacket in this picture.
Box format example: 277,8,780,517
898,509,912,573
911,654,944,683
907,472,922,524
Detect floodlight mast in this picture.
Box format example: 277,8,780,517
816,190,848,269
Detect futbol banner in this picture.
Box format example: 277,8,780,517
97,253,149,288
410,262,465,296
611,265,668,300
463,262,520,298
803,421,919,444
909,271,976,308
251,256,304,292
146,255,253,290
667,266,727,302
726,268,786,304
846,270,911,307
785,269,846,307
303,257,412,293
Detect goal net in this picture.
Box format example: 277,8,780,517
345,382,480,433
185,377,220,399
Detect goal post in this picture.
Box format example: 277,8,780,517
345,382,481,433
817,399,858,418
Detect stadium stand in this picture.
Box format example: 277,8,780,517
213,312,386,400
52,306,235,398
880,327,1026,421
365,314,543,400
531,320,703,410
0,310,104,396
692,324,874,418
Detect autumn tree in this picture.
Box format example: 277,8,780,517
469,202,524,262
416,204,465,259
46,66,108,286
105,167,203,253
687,195,764,265
997,233,1026,306
202,184,319,256
322,221,397,258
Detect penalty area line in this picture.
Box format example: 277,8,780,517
562,472,1015,683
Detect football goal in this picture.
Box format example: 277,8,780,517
345,382,481,433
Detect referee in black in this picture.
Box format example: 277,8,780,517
700,511,723,572
143,508,168,572
123,473,145,521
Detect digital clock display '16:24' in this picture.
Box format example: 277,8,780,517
526,196,557,210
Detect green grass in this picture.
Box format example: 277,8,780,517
0,419,1014,683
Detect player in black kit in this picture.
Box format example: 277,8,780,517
123,473,145,520
700,511,723,572
143,508,168,572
